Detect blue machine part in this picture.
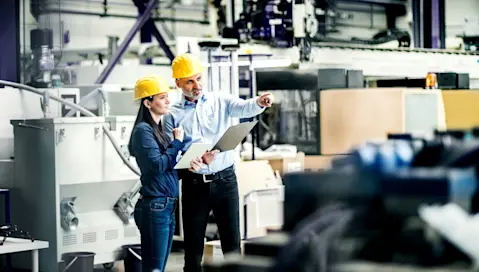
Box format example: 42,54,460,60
332,140,415,172
247,0,294,47
381,167,478,213
377,140,415,171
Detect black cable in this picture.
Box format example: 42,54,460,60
271,203,355,272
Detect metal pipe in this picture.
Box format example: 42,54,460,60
248,54,256,160
38,9,209,24
231,51,239,97
218,62,222,93
52,0,204,12
95,0,158,84
159,20,175,40
22,0,26,83
419,0,424,48
42,90,50,118
335,6,384,13
65,88,109,117
208,50,214,92
0,79,141,176
338,0,405,6
226,0,233,27
431,0,440,49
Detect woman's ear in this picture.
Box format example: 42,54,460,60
143,99,151,109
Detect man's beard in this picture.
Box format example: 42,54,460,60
184,88,202,100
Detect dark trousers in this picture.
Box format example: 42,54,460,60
181,166,241,272
134,197,177,272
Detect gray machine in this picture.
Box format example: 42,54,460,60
10,116,140,271
0,87,80,191
29,29,55,88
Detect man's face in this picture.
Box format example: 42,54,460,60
176,73,203,100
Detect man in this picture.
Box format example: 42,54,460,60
163,53,274,272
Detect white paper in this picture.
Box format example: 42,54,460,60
174,143,212,169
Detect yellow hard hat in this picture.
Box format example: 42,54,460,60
172,53,205,79
134,75,170,100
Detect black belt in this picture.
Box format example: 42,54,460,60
182,165,235,183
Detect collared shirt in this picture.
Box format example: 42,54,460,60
130,121,184,197
163,92,265,175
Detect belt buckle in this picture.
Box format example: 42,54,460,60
202,175,213,183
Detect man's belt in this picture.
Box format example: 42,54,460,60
182,165,235,183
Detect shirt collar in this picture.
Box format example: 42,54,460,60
181,93,207,108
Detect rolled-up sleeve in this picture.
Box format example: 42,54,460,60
162,114,175,142
223,94,265,118
132,124,183,173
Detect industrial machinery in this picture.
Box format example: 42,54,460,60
63,85,141,117
231,40,479,88
10,116,140,271
228,0,411,61
0,86,80,187
0,80,143,271
254,67,363,155
203,129,479,271
234,0,296,48
29,28,55,88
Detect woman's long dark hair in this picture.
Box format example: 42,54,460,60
128,96,169,157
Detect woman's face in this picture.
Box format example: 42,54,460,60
144,93,170,116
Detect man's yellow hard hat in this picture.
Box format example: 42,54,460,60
134,75,170,100
172,53,205,79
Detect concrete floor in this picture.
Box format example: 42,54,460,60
93,252,184,272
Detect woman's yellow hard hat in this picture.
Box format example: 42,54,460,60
172,53,205,79
134,75,170,100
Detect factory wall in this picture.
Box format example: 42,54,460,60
19,0,479,54
444,0,479,37
321,0,479,43
20,0,216,52
327,2,408,41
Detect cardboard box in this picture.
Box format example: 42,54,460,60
235,160,281,240
320,88,446,154
267,152,305,176
244,186,284,239
441,90,479,129
203,240,246,263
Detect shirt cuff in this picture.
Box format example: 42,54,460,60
252,98,266,112
170,139,184,150
193,163,210,174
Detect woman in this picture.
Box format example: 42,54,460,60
128,75,202,272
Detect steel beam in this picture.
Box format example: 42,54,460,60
411,0,445,49
338,0,406,6
0,0,20,84
38,8,209,24
95,0,158,84
135,0,175,62
159,21,175,40
431,0,440,48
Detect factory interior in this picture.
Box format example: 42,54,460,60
1,0,479,271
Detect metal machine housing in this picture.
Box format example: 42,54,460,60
10,116,140,271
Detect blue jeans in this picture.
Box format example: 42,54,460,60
134,196,176,272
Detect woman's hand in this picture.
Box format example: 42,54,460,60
188,157,203,172
202,150,220,165
173,127,184,142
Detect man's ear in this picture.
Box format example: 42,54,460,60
175,79,181,88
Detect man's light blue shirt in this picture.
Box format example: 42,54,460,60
163,92,265,175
